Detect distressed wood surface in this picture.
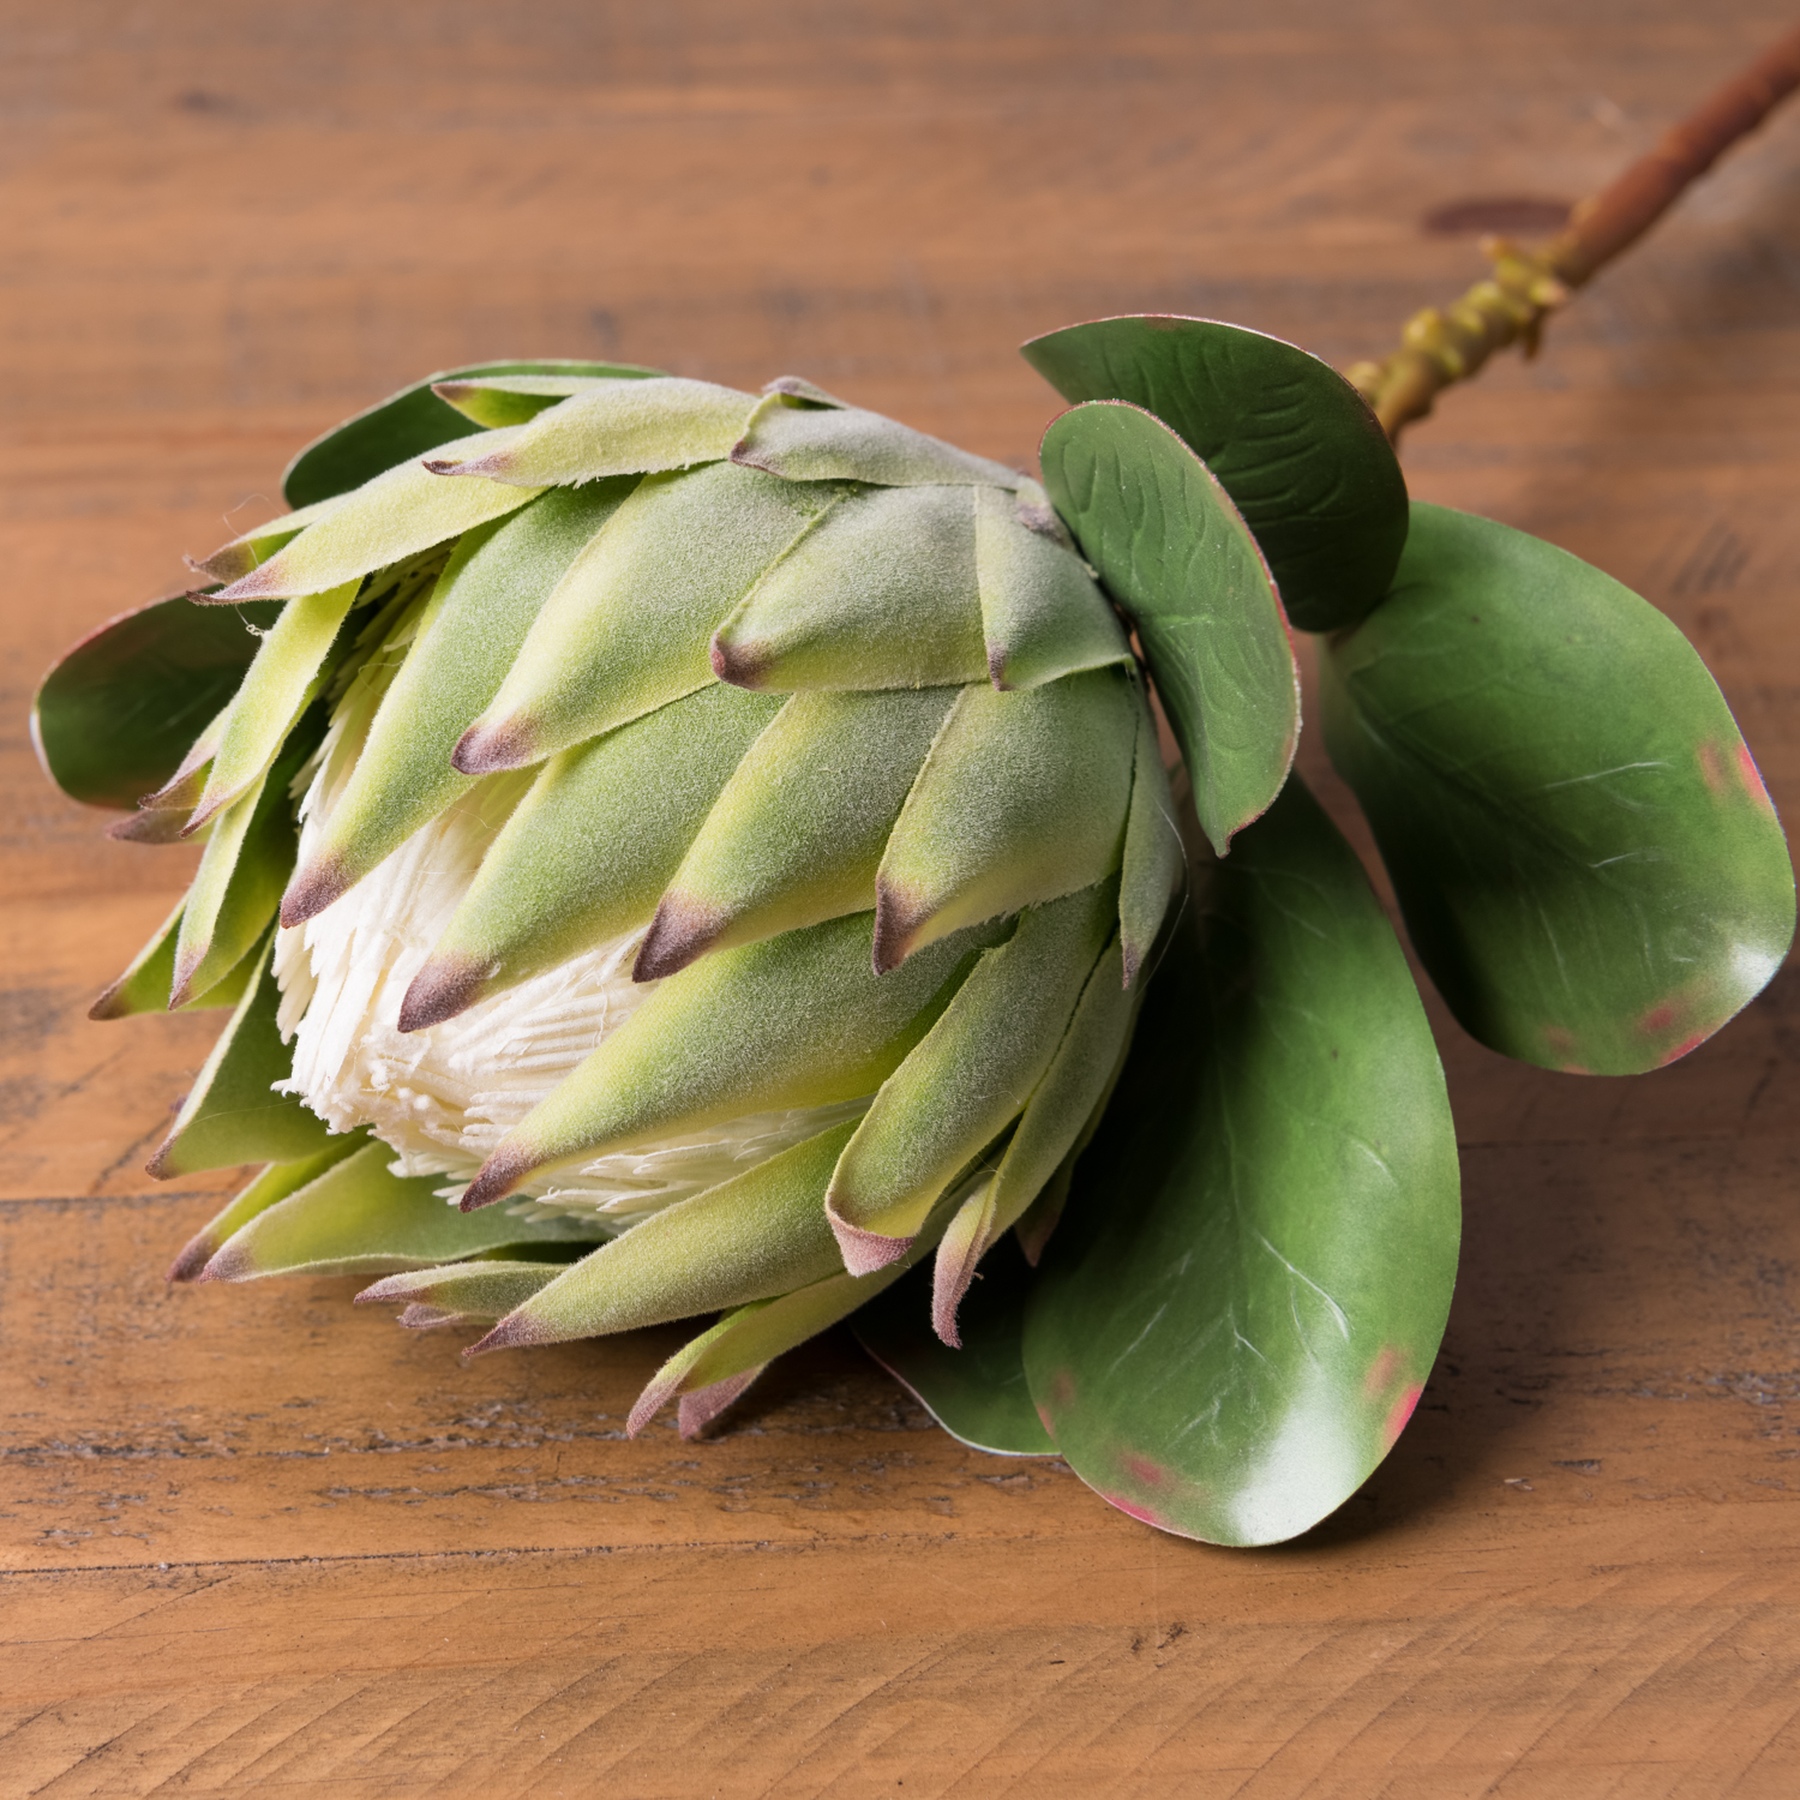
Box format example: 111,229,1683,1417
4,4,1800,1794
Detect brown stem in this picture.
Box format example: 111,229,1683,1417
1348,24,1800,441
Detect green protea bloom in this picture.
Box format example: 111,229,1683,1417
36,319,1794,1542
38,359,1180,1430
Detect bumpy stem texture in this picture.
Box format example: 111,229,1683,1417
1348,24,1800,440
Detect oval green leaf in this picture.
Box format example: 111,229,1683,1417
853,1234,1056,1456
281,359,664,508
33,595,282,809
1039,400,1299,856
1022,315,1407,631
1321,503,1796,1075
1022,776,1460,1546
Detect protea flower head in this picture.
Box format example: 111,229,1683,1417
38,358,1181,1434
35,319,1793,1542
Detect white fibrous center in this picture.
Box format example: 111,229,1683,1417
273,610,864,1230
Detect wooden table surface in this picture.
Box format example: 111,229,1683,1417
5,5,1800,1794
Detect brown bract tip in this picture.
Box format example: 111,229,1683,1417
166,1231,219,1284
870,877,928,976
626,1368,684,1438
452,715,537,775
707,630,769,689
423,452,501,478
209,565,285,604
678,1369,762,1439
985,640,1013,692
166,947,205,1013
107,807,190,845
178,787,229,838
398,953,489,1033
632,893,728,983
195,1241,254,1283
353,1273,413,1305
281,854,353,930
463,1307,555,1357
144,1134,182,1182
727,439,779,477
931,1229,985,1349
88,981,133,1021
459,1140,540,1212
827,1205,913,1278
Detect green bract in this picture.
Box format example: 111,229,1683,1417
32,317,1792,1547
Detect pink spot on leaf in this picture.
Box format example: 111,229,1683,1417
1100,1491,1173,1531
1737,743,1775,810
1121,1454,1171,1491
1659,1031,1709,1068
1362,1346,1405,1400
1383,1383,1425,1449
1698,740,1729,796
1638,1001,1679,1036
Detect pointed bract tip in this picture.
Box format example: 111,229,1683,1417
166,949,204,1013
459,1140,540,1212
397,953,487,1033
986,641,1014,692
1120,941,1143,989
108,808,190,845
870,877,927,976
178,791,227,838
166,1231,219,1284
88,982,133,1022
188,547,255,585
451,716,538,775
632,893,727,984
144,1136,181,1182
196,1240,254,1283
280,855,353,930
707,631,770,690
424,451,502,479
727,440,779,478
678,1369,762,1439
352,1274,410,1305
208,564,287,604
827,1205,913,1277
463,1308,555,1357
932,1257,977,1351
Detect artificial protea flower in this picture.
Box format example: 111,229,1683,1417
35,317,1794,1543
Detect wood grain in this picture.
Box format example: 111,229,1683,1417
4,3,1800,1793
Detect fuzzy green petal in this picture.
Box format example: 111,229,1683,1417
639,686,958,979
711,485,988,692
462,911,1003,1208
404,683,784,1027
472,1122,858,1352
826,882,1114,1266
457,462,837,771
875,669,1135,969
284,484,635,924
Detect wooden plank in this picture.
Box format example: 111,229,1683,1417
3,2,1800,1793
